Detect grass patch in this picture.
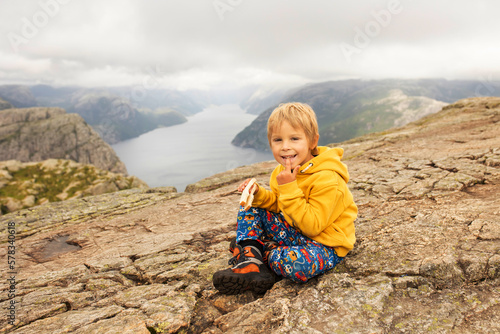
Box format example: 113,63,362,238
0,161,101,204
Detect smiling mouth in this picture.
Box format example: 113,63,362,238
281,154,297,160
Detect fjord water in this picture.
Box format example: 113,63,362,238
112,104,274,192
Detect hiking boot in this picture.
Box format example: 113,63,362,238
213,244,275,295
230,237,279,266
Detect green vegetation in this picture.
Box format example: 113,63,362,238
0,163,99,204
0,160,143,214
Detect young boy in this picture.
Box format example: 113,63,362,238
213,102,357,294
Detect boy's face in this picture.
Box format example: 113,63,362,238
270,120,318,171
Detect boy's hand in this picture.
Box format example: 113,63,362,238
277,159,300,185
239,178,258,210
238,178,259,195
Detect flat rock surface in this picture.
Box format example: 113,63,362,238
0,97,499,333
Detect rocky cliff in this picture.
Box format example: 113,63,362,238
0,97,499,333
0,107,127,174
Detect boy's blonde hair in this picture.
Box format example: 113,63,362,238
267,102,319,155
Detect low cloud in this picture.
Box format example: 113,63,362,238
1,0,499,90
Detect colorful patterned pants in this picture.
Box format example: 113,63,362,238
236,206,343,282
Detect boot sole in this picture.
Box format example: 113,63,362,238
213,269,275,295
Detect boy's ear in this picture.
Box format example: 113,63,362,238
311,133,320,155
311,134,319,148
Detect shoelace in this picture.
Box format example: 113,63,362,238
263,240,278,250
228,249,248,266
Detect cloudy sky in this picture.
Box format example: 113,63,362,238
1,0,499,91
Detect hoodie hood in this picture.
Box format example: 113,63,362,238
298,146,349,183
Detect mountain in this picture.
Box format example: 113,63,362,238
1,85,194,144
238,86,288,115
0,106,128,174
0,85,37,107
4,79,499,147
1,83,291,144
1,97,498,333
232,78,500,151
0,98,13,110
32,86,189,144
67,92,187,144
30,84,208,117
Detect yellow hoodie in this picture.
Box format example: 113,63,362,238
252,146,357,257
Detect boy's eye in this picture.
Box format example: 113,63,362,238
273,138,282,142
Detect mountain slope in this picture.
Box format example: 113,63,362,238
238,86,288,115
0,98,13,110
2,85,193,144
232,78,500,151
0,85,37,108
67,92,187,144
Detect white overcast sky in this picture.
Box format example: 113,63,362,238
0,0,499,91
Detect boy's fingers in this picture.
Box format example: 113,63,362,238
237,178,252,192
285,158,292,172
293,165,301,175
237,181,247,192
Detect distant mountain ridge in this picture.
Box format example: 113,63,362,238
0,85,37,107
2,79,499,147
67,92,187,144
232,78,500,151
0,84,281,144
238,86,288,115
0,85,194,144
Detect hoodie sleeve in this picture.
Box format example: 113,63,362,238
250,167,281,212
251,183,280,212
278,171,345,238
